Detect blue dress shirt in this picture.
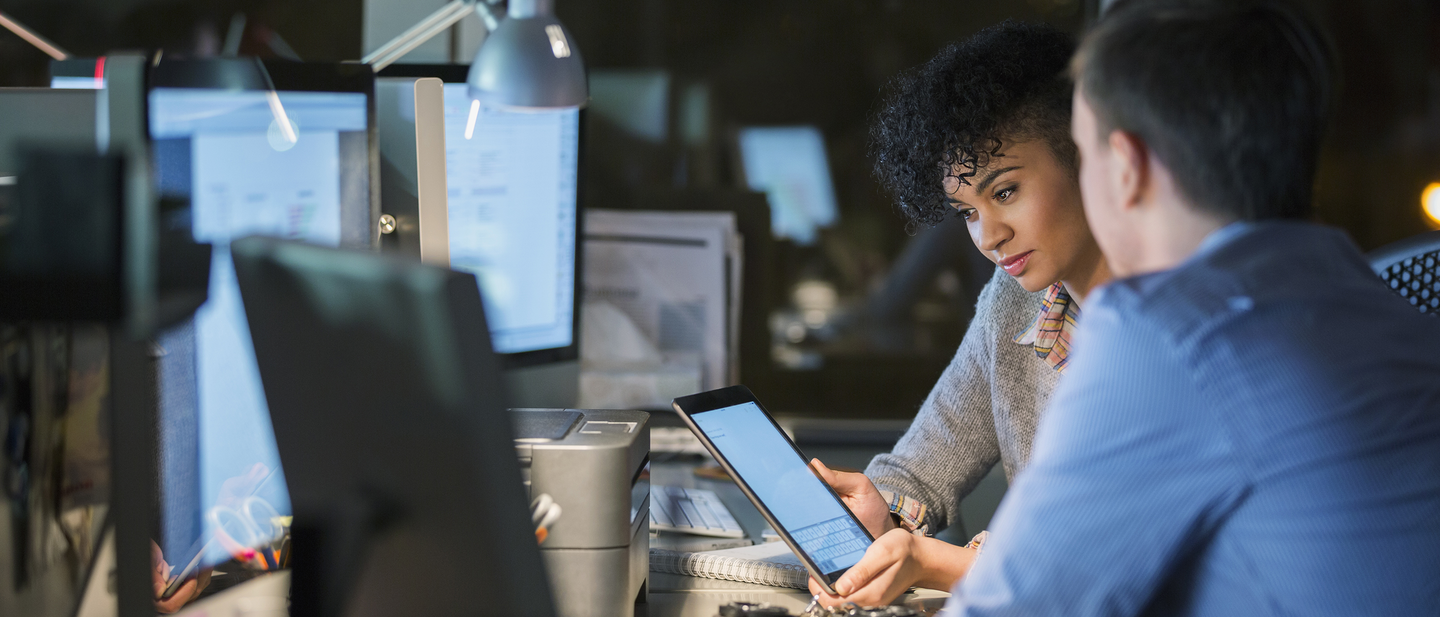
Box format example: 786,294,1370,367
948,221,1440,616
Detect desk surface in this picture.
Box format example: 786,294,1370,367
645,456,949,617
171,453,948,617
645,456,812,616
175,570,289,617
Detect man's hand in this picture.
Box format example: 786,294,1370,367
810,458,895,538
807,529,976,608
152,540,211,614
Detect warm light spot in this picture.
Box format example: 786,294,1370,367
1423,182,1440,227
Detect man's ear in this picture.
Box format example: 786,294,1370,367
1107,129,1149,211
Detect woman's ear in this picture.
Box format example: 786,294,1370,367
1108,129,1150,212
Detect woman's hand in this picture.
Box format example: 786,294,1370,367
807,529,976,608
810,458,896,538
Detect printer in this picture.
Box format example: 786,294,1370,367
511,409,650,617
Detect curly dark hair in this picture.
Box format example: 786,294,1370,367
870,21,1078,231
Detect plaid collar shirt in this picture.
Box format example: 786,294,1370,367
1013,282,1081,373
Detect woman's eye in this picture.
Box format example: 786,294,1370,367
958,208,977,221
995,187,1016,202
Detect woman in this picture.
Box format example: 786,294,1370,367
808,21,1110,606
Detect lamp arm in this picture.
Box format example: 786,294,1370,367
473,0,502,32
507,0,550,19
364,0,489,71
0,10,69,60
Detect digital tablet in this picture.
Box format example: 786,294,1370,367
672,385,873,595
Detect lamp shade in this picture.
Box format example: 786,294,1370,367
466,13,587,110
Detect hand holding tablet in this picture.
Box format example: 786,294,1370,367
672,385,874,595
807,459,897,539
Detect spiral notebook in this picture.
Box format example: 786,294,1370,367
649,541,810,589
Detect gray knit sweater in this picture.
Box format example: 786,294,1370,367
864,268,1061,532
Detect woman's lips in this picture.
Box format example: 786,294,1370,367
999,250,1033,276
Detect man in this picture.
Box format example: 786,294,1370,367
924,1,1440,614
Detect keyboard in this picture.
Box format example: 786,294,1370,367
650,427,711,455
650,485,746,538
790,516,869,569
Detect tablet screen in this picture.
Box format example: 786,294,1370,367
691,402,869,574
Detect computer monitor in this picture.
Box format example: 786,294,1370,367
736,125,839,246
230,236,554,617
378,64,581,407
147,58,376,571
0,89,108,318
49,57,105,90
587,69,670,144
0,88,97,175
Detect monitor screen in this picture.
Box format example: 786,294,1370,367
49,57,104,90
736,125,838,246
441,83,579,356
149,77,371,567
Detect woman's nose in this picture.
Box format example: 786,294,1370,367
975,216,1011,253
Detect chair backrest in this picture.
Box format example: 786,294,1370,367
1369,230,1440,316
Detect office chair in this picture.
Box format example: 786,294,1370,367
1369,229,1440,315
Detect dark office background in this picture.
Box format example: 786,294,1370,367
2,0,1437,417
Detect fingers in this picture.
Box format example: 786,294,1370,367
155,578,196,614
812,458,856,490
834,534,898,596
813,561,903,608
807,576,827,598
812,458,872,494
808,575,845,608
847,563,908,607
150,541,171,586
810,458,839,487
834,560,875,597
817,529,920,607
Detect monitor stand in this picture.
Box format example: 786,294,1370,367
504,360,579,408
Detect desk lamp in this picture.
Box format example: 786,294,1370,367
0,9,69,60
363,0,588,110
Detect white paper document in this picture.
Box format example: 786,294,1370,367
581,210,741,408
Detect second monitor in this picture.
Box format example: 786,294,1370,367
378,65,581,407
148,58,376,575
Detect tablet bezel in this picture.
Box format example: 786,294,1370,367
672,384,875,595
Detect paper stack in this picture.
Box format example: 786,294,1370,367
580,209,742,409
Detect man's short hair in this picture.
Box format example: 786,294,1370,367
1073,0,1336,221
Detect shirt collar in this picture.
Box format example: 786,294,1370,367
1195,220,1255,260
1012,282,1079,373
